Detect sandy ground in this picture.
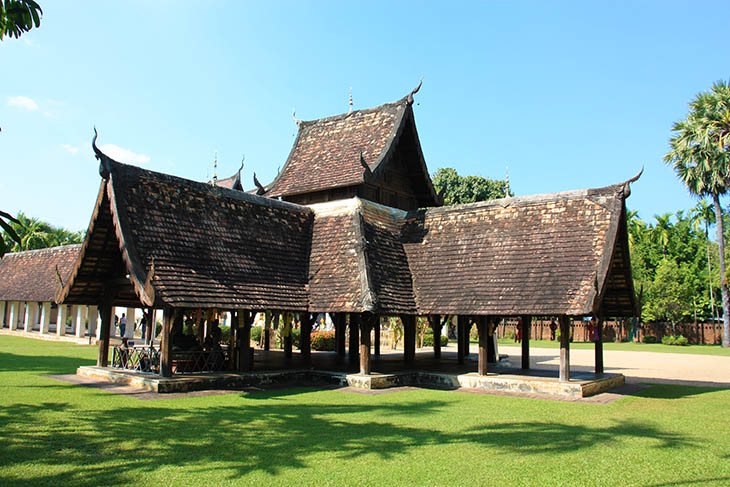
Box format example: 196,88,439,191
495,344,730,388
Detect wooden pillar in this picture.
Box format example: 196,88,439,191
334,313,346,360
360,313,373,375
283,312,293,359
349,313,360,363
239,310,253,372
477,316,489,376
373,318,381,357
96,300,113,367
559,315,571,382
487,318,497,363
229,309,239,370
595,315,604,375
301,312,313,360
521,315,531,370
401,314,416,364
160,308,176,377
456,315,466,365
462,317,471,357
264,311,271,351
428,315,443,359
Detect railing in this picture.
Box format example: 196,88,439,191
112,345,160,373
171,348,229,374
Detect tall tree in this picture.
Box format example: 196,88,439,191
0,0,42,40
690,199,719,322
0,210,21,257
665,80,730,347
432,167,511,206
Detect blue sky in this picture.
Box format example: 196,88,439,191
1,1,729,231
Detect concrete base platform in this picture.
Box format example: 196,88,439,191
77,365,623,398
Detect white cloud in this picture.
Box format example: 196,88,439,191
100,143,150,165
8,96,39,111
61,144,80,154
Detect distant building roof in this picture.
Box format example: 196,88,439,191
0,245,81,302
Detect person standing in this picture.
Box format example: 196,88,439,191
119,313,127,337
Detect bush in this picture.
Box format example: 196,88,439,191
250,326,263,344
219,326,231,344
662,335,688,346
423,333,448,347
277,327,300,348
643,335,658,344
311,330,336,351
504,330,515,340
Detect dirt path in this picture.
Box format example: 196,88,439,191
496,344,730,388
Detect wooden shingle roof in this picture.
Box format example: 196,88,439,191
0,245,81,302
58,147,314,310
401,182,637,316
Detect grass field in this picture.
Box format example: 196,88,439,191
1,335,729,487
495,338,730,356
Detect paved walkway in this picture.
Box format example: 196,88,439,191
497,344,730,388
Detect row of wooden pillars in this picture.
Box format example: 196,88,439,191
95,304,605,382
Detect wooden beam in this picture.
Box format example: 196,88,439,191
160,308,177,377
428,315,443,359
239,310,252,372
477,316,488,376
349,313,360,363
487,318,497,363
334,313,346,360
462,317,471,357
373,317,381,357
263,311,271,351
595,315,604,375
283,312,293,360
457,315,466,365
401,314,416,364
300,312,313,360
521,315,531,370
96,297,112,367
559,315,571,382
360,313,373,375
229,309,239,370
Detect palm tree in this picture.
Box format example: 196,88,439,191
690,199,719,323
653,213,673,258
664,80,730,348
0,210,21,257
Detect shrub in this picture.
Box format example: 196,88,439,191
643,335,658,344
311,330,336,351
250,326,263,344
662,335,688,346
661,335,673,345
423,333,448,347
277,327,300,348
504,330,515,340
219,325,231,344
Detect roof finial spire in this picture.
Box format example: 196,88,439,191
505,166,510,197
292,108,301,125
349,87,353,114
212,151,218,186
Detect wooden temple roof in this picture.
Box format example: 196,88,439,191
264,90,440,208
57,148,313,310
0,244,81,302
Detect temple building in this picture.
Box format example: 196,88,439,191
4,85,639,394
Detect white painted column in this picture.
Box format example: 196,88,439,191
125,307,136,339
75,305,88,338
56,305,68,336
24,302,38,332
0,300,5,327
69,305,79,336
40,302,51,334
9,301,19,330
87,305,98,338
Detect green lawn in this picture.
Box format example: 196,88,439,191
495,338,730,356
1,335,729,487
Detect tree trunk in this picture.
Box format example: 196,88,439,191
713,194,730,347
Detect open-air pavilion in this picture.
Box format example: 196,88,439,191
55,87,638,396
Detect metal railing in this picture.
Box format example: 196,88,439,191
112,345,160,373
171,348,229,374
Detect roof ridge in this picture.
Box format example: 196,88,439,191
298,97,408,126
2,243,82,258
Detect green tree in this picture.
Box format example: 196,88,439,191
643,259,691,333
432,167,511,206
0,210,21,257
1,212,84,252
690,199,719,322
0,0,42,40
665,80,730,347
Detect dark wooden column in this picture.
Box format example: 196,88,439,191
477,316,488,376
161,308,178,378
96,298,113,367
283,312,293,359
456,315,466,365
463,317,471,357
239,310,253,372
373,317,381,357
595,315,604,375
521,315,531,370
559,315,571,382
401,314,416,365
349,313,360,364
264,311,271,351
334,313,346,360
144,308,153,345
360,313,374,375
487,317,497,363
300,312,313,360
229,309,239,370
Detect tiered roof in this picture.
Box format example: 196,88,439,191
0,245,81,302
